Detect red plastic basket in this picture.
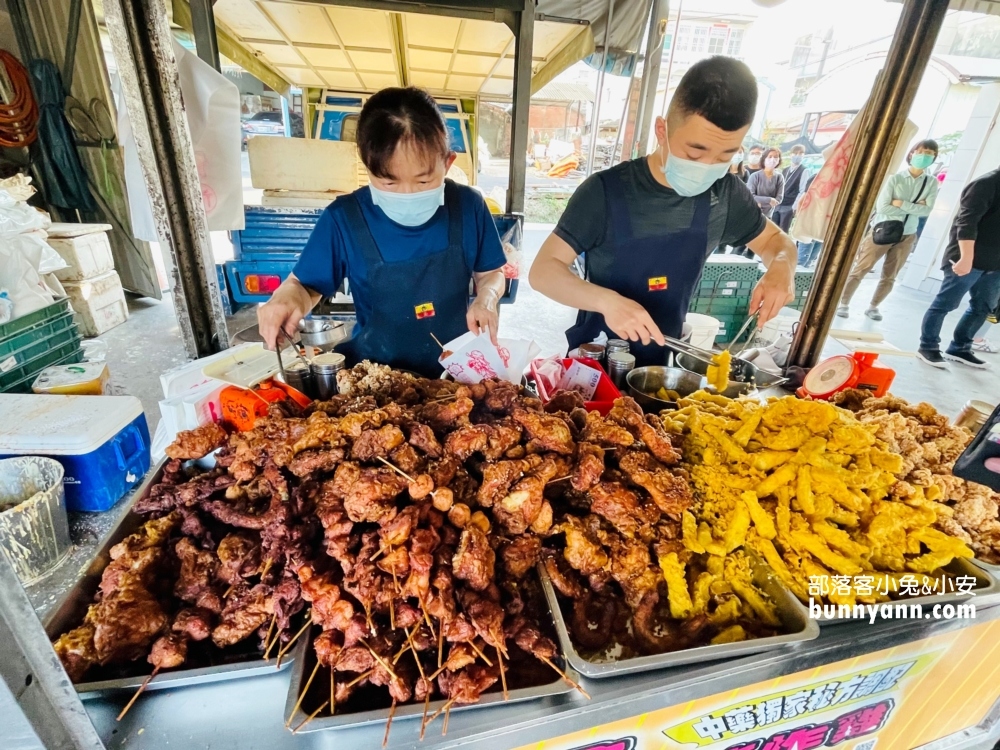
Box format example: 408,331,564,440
529,357,621,415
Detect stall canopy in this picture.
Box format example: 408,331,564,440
183,0,647,99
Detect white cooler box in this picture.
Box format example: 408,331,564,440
0,395,151,512
62,270,129,336
46,223,115,282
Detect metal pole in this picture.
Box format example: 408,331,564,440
190,0,221,72
62,0,83,91
634,0,668,158
585,0,615,176
0,554,105,750
104,0,230,358
660,0,682,118
505,0,533,215
787,0,950,370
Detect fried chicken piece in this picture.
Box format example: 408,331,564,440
482,420,524,461
608,537,659,610
506,616,558,660
351,424,406,462
165,422,229,460
544,390,586,414
542,551,586,599
419,397,474,431
403,528,439,602
331,462,407,524
609,398,681,465
315,479,355,564
459,590,505,650
477,455,543,508
617,450,692,517
589,481,660,538
149,632,187,670
571,594,616,650
172,608,213,641
53,620,98,682
92,585,168,664
494,456,570,535
211,583,274,648
389,443,424,475
99,547,165,595
215,533,261,586
445,425,489,460
336,645,375,673
452,526,495,591
173,537,221,612
572,442,606,492
440,664,500,704
287,447,346,478
557,515,609,576
482,380,523,414
429,456,461,489
512,408,576,455
444,614,477,643
313,630,343,668
407,421,443,458
580,410,635,448
500,536,542,579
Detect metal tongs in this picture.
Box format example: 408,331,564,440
663,336,716,366
726,307,762,357
275,328,311,380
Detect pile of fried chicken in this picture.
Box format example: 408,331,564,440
834,391,1000,564
52,361,733,719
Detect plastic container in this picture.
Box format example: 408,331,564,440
62,270,129,336
530,357,621,416
48,228,115,282
0,335,84,393
32,362,111,395
685,312,721,350
0,298,73,341
0,456,71,584
0,395,151,512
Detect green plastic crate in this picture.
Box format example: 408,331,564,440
0,311,78,368
701,257,763,283
0,298,72,341
0,335,83,392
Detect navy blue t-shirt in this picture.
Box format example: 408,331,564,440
293,184,506,331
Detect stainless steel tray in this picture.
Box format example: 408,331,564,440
540,557,820,679
44,459,295,696
815,557,1000,626
283,627,579,733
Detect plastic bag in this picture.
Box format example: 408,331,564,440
0,237,59,319
0,189,48,239
499,221,523,280
0,290,13,324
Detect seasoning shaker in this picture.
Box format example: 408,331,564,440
283,361,315,399
955,399,996,433
310,352,346,400
578,342,606,363
607,352,636,389
606,339,630,355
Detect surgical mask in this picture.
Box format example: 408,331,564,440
662,142,731,197
369,183,445,226
910,153,934,170
731,152,744,165
748,153,762,166
765,156,780,169
790,154,803,166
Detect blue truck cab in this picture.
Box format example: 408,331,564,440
222,90,520,309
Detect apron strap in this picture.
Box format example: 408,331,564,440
341,192,384,269
444,180,464,252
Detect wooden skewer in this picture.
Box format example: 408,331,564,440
377,455,416,483
259,557,274,579
389,597,396,630
363,601,376,636
276,614,313,667
117,667,159,721
330,667,336,717
426,697,454,729
223,584,236,599
497,646,508,701
468,640,493,667
437,626,444,669
418,595,437,641
549,475,572,483
420,692,431,740
292,699,329,734
427,663,447,682
540,655,590,699
286,660,322,728
430,332,445,350
406,629,427,682
443,701,452,736
362,641,400,681
261,613,277,659
382,699,397,747
344,668,374,689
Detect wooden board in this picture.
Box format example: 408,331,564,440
247,137,360,193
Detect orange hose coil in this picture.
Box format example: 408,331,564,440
0,50,38,148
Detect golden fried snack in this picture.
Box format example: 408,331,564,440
706,349,731,393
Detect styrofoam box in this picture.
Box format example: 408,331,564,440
62,270,129,337
48,231,115,282
0,395,151,512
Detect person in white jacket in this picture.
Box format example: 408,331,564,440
837,139,939,321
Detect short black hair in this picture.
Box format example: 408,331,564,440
357,87,450,179
908,138,939,160
668,56,758,132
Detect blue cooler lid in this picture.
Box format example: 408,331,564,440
0,395,145,454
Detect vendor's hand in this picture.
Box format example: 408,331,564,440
467,294,500,346
258,288,307,350
599,292,664,347
769,198,778,208
952,256,974,276
891,199,903,207
752,263,795,325
986,458,1000,474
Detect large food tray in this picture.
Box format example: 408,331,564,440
43,459,296,696
815,557,1000,626
283,599,579,732
540,557,820,679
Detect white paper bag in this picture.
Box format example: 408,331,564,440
497,338,541,383
440,332,508,384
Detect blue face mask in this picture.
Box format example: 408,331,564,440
369,183,445,227
790,154,804,166
910,153,934,171
662,143,731,197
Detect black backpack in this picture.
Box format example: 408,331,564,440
871,176,929,245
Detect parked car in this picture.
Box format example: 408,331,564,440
242,111,305,148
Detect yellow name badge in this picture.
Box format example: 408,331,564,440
648,276,668,291
414,302,436,319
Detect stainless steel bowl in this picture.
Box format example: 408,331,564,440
297,317,348,351
627,367,704,411
675,352,788,392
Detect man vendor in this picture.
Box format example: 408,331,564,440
529,56,797,367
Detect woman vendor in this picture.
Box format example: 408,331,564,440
258,87,507,376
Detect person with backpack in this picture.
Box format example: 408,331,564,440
836,139,940,321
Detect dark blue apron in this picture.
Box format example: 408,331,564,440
338,180,471,377
566,169,712,368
